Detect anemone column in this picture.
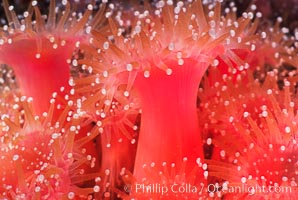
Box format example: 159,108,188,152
0,39,73,115
133,58,207,182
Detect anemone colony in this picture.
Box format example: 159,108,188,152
0,0,297,199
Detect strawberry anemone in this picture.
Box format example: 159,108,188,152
212,14,298,82
198,68,281,141
199,69,298,199
77,0,259,197
198,19,298,163
0,0,104,115
71,51,141,198
0,96,100,199
0,1,110,198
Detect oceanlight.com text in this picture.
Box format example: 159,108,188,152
124,183,294,196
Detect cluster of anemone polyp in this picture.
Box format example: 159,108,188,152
0,0,297,199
